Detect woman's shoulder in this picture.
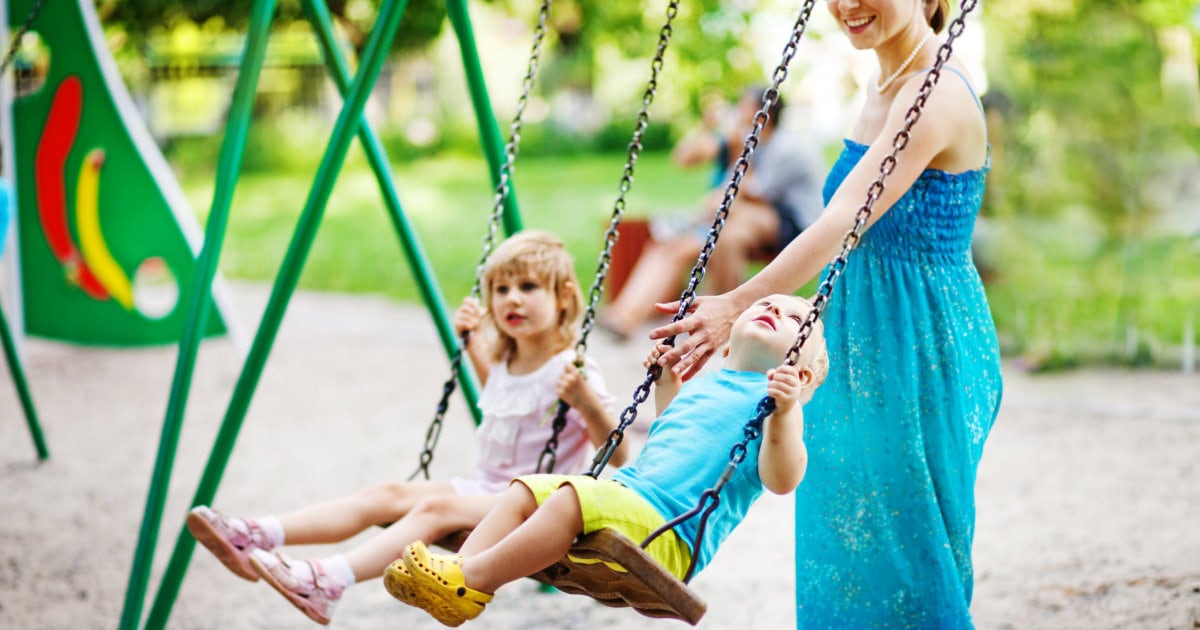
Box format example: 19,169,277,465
893,61,988,172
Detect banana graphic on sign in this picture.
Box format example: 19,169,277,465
34,75,109,298
75,148,134,310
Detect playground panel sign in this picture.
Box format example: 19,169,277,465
7,0,233,345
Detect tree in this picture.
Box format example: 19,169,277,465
983,0,1200,362
96,0,447,56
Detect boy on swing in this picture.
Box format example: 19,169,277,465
384,294,828,626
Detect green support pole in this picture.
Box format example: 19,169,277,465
300,0,480,422
445,0,523,235
143,0,410,626
0,302,48,460
117,2,277,629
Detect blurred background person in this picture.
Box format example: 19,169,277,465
598,86,825,341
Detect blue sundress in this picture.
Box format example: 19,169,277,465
794,123,1003,625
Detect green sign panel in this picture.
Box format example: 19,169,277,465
8,0,233,345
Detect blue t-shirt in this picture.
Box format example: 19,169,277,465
613,368,769,574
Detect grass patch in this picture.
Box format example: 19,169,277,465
179,150,709,304
177,150,1200,369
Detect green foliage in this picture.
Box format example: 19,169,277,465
97,0,445,55
164,109,355,174
496,0,766,121
982,0,1200,368
989,2,1171,226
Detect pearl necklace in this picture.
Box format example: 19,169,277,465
875,32,932,93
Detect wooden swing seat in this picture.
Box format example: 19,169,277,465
434,527,706,625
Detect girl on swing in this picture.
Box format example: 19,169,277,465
384,294,829,626
186,230,627,625
650,0,1003,627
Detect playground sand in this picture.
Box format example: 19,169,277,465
1,282,1198,629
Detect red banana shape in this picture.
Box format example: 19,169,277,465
35,75,108,299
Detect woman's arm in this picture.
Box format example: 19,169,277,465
649,68,981,379
671,128,723,169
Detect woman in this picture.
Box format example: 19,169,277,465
648,1,1002,626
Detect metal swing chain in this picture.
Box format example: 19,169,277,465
642,0,982,583
410,0,552,481
586,0,819,480
536,0,680,475
1,0,47,76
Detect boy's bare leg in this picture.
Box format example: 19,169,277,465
459,485,584,594
457,484,541,557
341,494,497,581
277,480,455,545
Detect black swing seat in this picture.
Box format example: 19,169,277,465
435,528,706,625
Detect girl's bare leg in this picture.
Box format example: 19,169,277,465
341,494,497,581
459,485,584,594
277,480,455,545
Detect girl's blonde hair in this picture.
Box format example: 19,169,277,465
480,230,583,363
926,0,950,34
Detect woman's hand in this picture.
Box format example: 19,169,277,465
647,294,742,380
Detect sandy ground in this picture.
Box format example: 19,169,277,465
1,282,1198,629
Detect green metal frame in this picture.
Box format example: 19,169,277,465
119,0,523,627
0,301,47,460
118,1,275,626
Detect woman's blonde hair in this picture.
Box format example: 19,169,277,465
926,0,950,34
480,230,583,363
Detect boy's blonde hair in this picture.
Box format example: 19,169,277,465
768,295,829,405
481,230,583,363
793,310,829,405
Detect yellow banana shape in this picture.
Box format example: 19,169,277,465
76,148,134,310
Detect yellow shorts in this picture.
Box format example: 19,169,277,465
514,474,692,580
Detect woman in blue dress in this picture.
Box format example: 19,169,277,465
648,0,1002,627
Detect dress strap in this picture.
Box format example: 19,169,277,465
916,65,990,169
915,65,984,119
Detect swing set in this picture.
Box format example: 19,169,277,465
401,0,982,624
105,0,681,626
461,0,983,625
4,0,979,625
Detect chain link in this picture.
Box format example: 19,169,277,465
411,0,552,480
588,0,819,479
674,4,812,321
1,0,48,77
789,0,978,368
539,0,680,475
